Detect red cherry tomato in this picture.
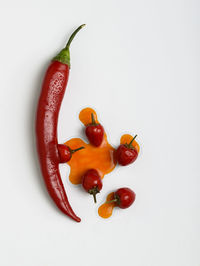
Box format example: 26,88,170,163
114,188,136,209
85,113,104,147
116,135,138,166
58,144,84,163
82,169,103,203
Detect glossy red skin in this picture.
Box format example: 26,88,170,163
85,124,104,147
115,188,136,209
116,144,138,166
36,61,81,222
57,144,72,163
82,169,103,192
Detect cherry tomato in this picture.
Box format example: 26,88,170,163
82,169,103,203
113,187,136,209
85,113,104,147
58,144,84,163
116,135,138,166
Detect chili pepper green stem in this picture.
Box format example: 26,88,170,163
53,24,86,67
65,24,86,49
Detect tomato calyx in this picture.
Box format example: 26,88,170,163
88,186,100,203
124,134,137,149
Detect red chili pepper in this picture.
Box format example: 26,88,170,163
36,25,85,222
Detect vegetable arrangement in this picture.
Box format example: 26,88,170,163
35,25,140,222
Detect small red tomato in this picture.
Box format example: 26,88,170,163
116,135,138,166
57,144,84,163
85,113,104,147
113,187,136,209
82,169,103,203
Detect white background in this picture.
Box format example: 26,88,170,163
0,1,199,265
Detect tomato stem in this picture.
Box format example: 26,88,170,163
105,199,118,204
129,135,137,146
91,113,96,125
71,146,85,154
66,24,86,49
88,187,99,203
93,193,97,203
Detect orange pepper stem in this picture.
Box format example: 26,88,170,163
71,146,85,154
